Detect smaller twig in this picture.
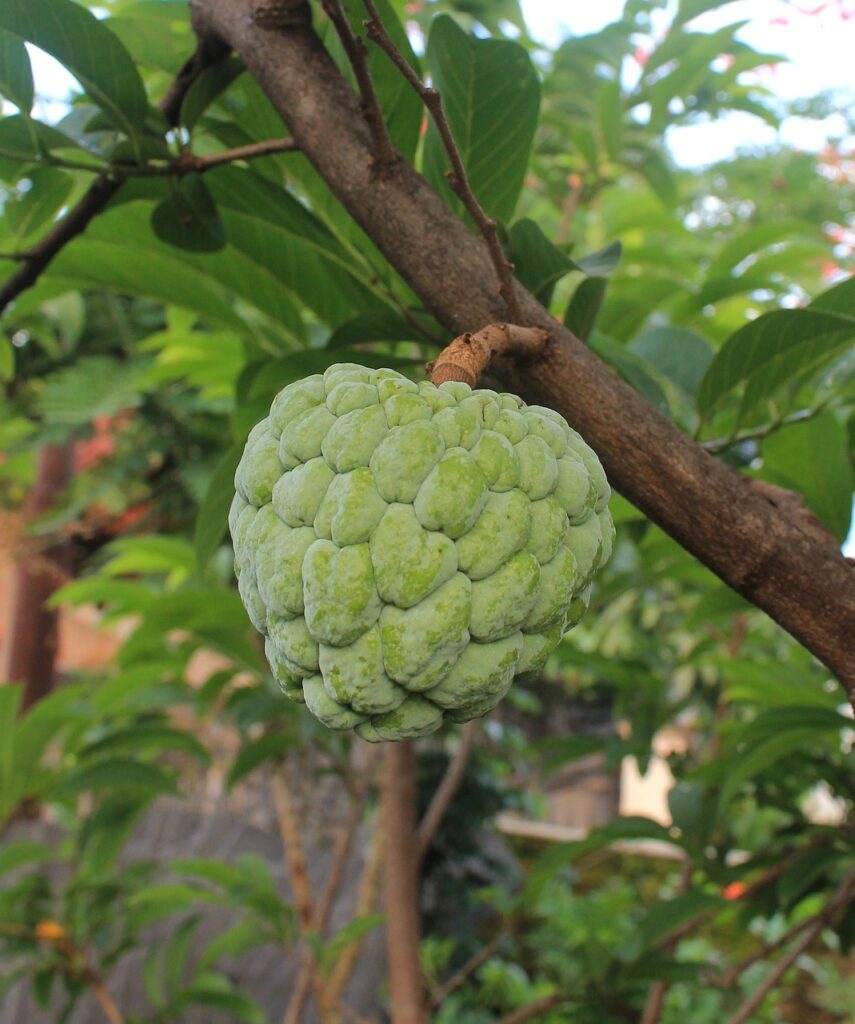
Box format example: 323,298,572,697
701,406,827,454
718,870,855,992
362,0,521,322
417,721,478,865
429,929,508,1007
327,807,386,1001
496,993,566,1024
286,751,379,1023
322,0,397,173
83,968,127,1024
428,323,550,387
30,138,299,179
641,861,693,1024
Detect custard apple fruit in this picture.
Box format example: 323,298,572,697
230,363,613,742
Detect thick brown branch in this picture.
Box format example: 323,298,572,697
361,0,521,322
168,3,855,702
0,35,230,317
416,720,478,864
381,741,428,1024
428,324,550,387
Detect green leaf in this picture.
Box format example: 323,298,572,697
0,0,148,143
326,310,433,350
629,326,714,399
0,28,33,112
589,332,670,413
81,724,211,765
339,0,423,162
37,356,148,425
575,241,622,277
697,308,855,418
151,175,227,253
318,915,384,973
5,167,73,244
59,758,179,797
760,412,854,542
635,892,723,950
809,274,855,319
636,147,678,207
509,219,576,303
778,847,841,908
0,336,13,381
182,976,267,1024
196,443,244,572
227,732,294,787
0,114,86,164
704,220,820,282
597,79,623,162
424,15,540,224
180,57,245,132
565,277,607,342
0,840,54,877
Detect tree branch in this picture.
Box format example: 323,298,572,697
429,928,508,1008
496,993,566,1024
167,2,855,702
381,741,429,1023
721,871,855,1024
416,720,479,865
321,0,397,172
0,35,231,317
361,0,522,323
428,324,549,387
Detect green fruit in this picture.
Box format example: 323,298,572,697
231,364,613,741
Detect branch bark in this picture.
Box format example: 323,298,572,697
188,0,855,701
380,741,428,1024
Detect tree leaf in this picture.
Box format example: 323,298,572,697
327,310,435,349
339,0,423,162
635,892,723,950
227,732,294,787
5,167,73,245
195,442,243,571
0,839,54,877
565,277,607,342
575,241,623,276
629,325,714,399
180,57,245,132
0,0,148,142
0,28,33,112
760,412,854,542
704,220,820,282
509,219,576,303
151,175,227,253
424,15,540,224
778,847,841,908
0,113,87,164
59,758,179,797
597,79,623,162
0,336,13,381
697,308,855,417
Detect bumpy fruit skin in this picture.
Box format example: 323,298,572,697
230,364,614,742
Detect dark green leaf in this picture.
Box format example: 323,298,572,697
59,758,179,797
629,326,714,398
0,28,33,112
597,79,623,162
5,167,73,244
0,0,148,142
195,443,244,571
778,847,841,908
565,277,607,342
0,114,87,164
635,892,723,950
339,0,423,162
180,57,245,132
761,412,854,542
575,241,622,276
424,15,540,223
697,308,855,418
509,219,576,303
327,310,435,349
151,175,227,253
227,732,294,787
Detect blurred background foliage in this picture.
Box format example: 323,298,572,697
0,0,854,1021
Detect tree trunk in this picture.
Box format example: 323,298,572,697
4,443,74,710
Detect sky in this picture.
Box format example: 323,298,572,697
520,0,854,166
